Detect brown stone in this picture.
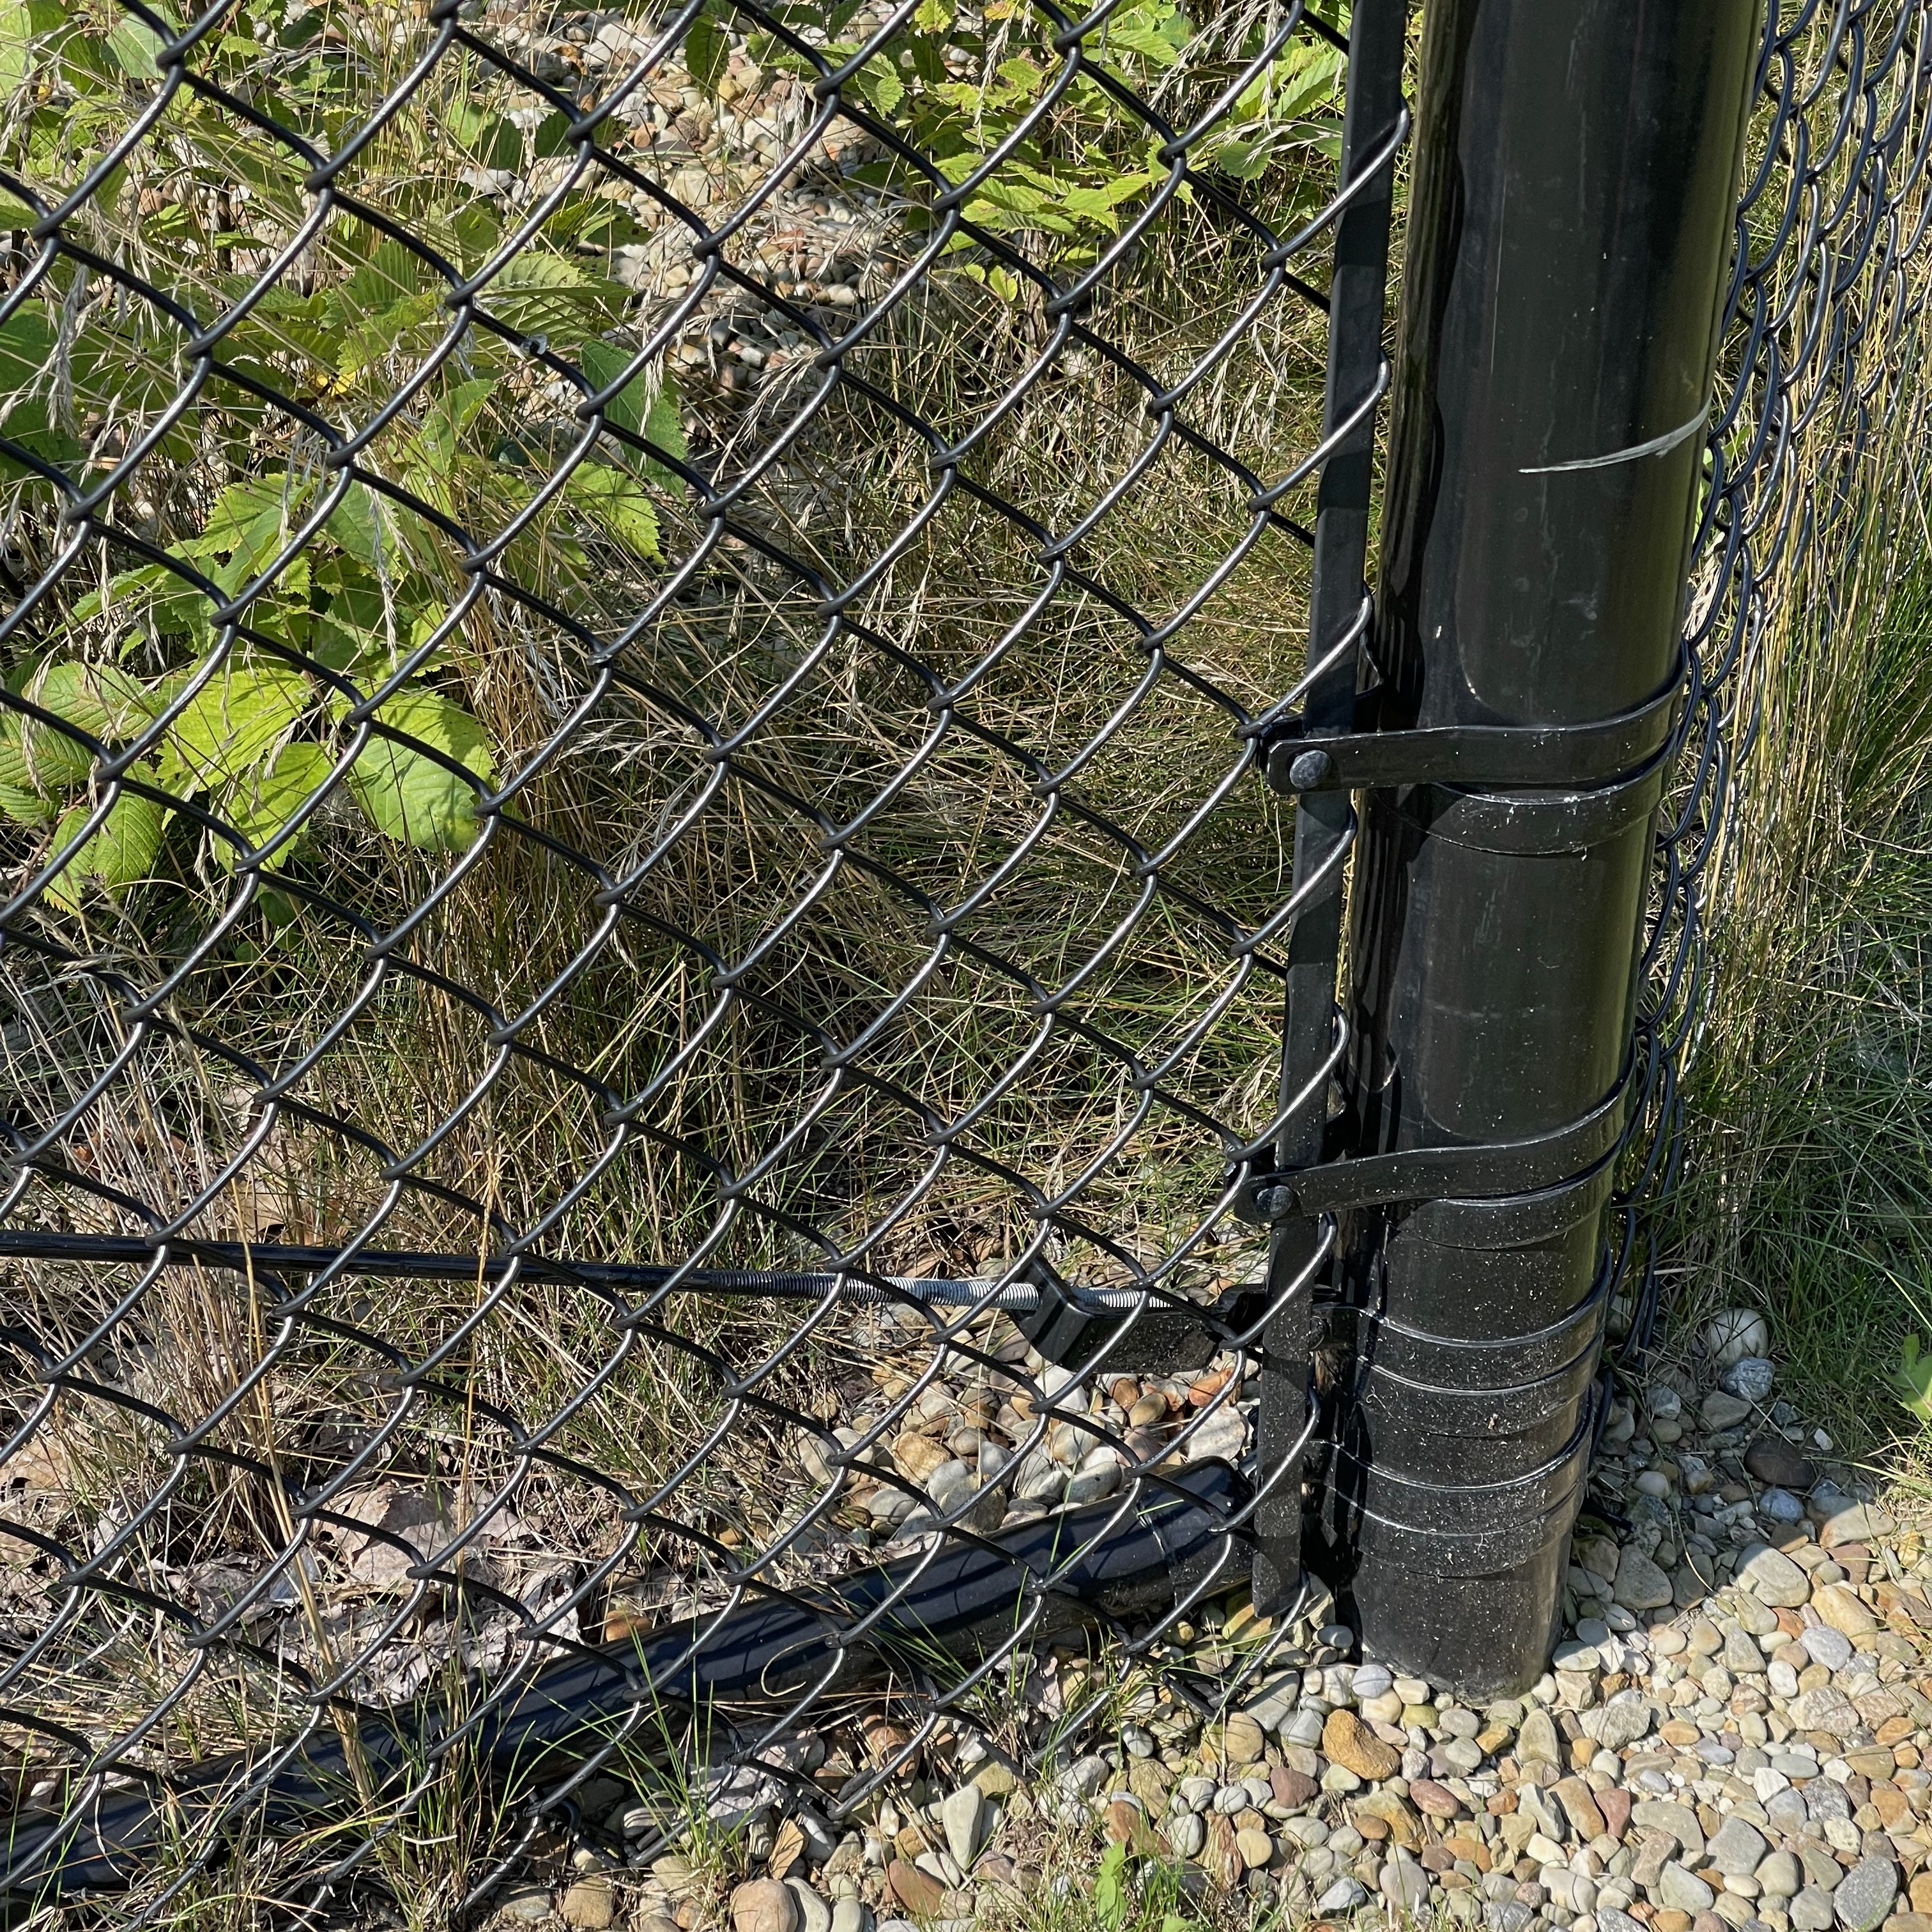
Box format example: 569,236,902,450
892,1434,950,1483
1552,1776,1608,1841
885,1862,944,1919
1883,1917,1932,1932
1909,1873,1932,1914
1654,1913,1693,1932
1814,1583,1880,1637
1411,1779,1462,1819
1745,1434,1817,1491
560,1880,617,1931
1660,1721,1702,1747
768,1818,807,1881
1599,1787,1633,1839
1202,1812,1242,1887
1873,1785,1912,1828
1324,1707,1402,1781
1218,1712,1267,1765
1422,1846,1458,1873
1443,1837,1491,1872
732,1880,802,1932
1353,1810,1392,1842
1353,1791,1422,1848
1271,1765,1317,1809
1106,1797,1163,1857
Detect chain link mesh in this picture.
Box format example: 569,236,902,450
0,0,1927,1919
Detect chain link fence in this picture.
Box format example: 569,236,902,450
1,0,1929,1920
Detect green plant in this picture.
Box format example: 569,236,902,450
695,0,1347,294
0,0,691,910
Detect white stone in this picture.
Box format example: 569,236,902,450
787,1885,832,1932
1702,1308,1770,1367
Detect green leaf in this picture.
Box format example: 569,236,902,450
43,790,167,911
158,657,310,798
73,563,213,644
411,376,496,476
223,740,334,870
579,346,686,483
1894,1335,1932,1424
326,482,390,571
349,687,493,853
0,776,53,824
0,0,32,96
106,11,166,75
487,251,611,343
684,5,727,93
4,661,156,797
565,462,662,558
1093,1841,1130,1929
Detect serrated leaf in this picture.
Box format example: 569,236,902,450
222,740,335,870
0,778,54,824
684,6,726,93
578,344,686,484
349,687,493,853
4,661,156,797
565,462,661,558
42,790,167,911
486,252,611,342
159,657,310,797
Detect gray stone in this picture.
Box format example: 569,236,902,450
1807,1780,1851,1826
1351,1666,1393,1705
498,1888,556,1926
1738,1543,1812,1607
1281,1708,1325,1747
1317,1878,1368,1913
1701,1390,1756,1432
787,1885,832,1932
1599,1911,1646,1932
831,1903,872,1932
1518,1708,1563,1769
1791,1686,1860,1738
1819,1501,1895,1547
1757,1853,1802,1899
1721,1357,1776,1402
1632,1801,1705,1862
1831,1858,1898,1932
1165,1811,1204,1857
1596,1696,1655,1751
1800,1626,1854,1671
1485,1906,1535,1932
1710,1818,1769,1878
1791,1890,1838,1932
1723,1627,1767,1675
1660,1866,1717,1913
1759,1487,1807,1522
940,1786,987,1871
1615,1546,1675,1611
1381,1860,1431,1912
1766,1790,1809,1836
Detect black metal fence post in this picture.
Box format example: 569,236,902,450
1302,0,1763,1693
1250,0,1409,1620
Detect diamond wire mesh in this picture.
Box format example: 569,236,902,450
0,0,1926,1920
0,0,1382,1913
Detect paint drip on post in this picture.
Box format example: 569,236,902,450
1308,0,1764,1696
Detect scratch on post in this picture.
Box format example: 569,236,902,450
1519,404,1710,475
